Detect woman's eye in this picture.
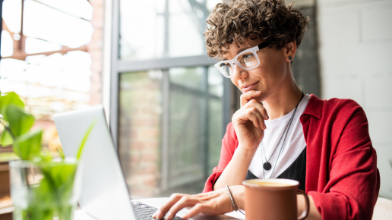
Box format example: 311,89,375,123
243,54,254,60
219,63,230,67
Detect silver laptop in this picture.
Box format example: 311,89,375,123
54,105,239,220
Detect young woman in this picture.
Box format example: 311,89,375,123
153,0,380,219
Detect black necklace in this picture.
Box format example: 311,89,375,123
262,109,297,179
261,92,304,171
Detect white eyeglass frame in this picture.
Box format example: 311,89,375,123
214,42,269,78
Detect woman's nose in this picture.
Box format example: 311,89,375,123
232,64,248,79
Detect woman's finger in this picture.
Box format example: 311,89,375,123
232,109,259,127
260,104,269,120
166,196,199,219
182,203,206,219
233,108,264,129
153,193,187,219
235,106,265,129
246,108,262,128
245,99,269,121
242,99,269,126
240,90,261,107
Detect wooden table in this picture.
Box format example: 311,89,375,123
0,161,11,220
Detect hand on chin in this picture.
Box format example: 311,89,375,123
241,89,264,105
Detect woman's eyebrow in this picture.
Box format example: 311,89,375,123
237,46,252,54
220,51,228,61
221,47,252,60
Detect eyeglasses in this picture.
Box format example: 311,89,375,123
214,42,270,78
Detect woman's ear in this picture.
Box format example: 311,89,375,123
284,42,297,62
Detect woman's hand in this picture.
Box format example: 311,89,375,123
152,186,244,219
232,90,268,151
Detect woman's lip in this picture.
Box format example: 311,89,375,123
242,81,259,93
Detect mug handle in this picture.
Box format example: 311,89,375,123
297,189,309,220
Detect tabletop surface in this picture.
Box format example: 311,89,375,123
73,198,245,220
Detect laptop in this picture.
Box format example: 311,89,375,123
54,105,241,220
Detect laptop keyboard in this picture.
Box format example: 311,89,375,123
132,201,184,220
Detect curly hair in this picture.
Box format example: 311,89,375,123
204,0,309,58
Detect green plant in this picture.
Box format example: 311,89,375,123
0,92,41,160
0,91,94,220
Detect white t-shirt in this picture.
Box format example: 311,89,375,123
248,94,310,179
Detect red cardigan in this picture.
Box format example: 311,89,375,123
202,95,380,220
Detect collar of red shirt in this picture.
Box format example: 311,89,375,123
302,94,324,119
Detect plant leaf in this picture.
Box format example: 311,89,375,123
42,163,77,190
37,161,78,213
58,147,65,160
32,149,53,163
13,129,42,160
6,104,35,136
0,92,25,118
76,120,96,160
0,130,13,146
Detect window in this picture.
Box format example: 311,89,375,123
119,0,219,60
0,0,102,156
119,66,223,197
114,0,229,197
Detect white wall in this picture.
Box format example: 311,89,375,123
317,0,392,199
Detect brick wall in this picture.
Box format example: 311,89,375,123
317,0,392,199
118,73,162,198
88,0,104,106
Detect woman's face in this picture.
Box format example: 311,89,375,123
221,38,291,102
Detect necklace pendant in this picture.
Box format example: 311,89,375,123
263,162,272,170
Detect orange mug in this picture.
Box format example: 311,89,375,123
242,179,309,220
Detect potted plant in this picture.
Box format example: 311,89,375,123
0,91,94,220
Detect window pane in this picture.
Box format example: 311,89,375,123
25,37,62,54
1,31,14,57
0,0,103,164
118,66,224,198
35,0,93,21
208,66,223,98
0,53,92,152
2,0,22,33
168,67,206,191
208,66,223,172
23,0,93,48
1,52,91,108
119,0,221,60
119,71,163,198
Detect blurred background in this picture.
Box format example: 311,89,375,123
0,0,391,206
